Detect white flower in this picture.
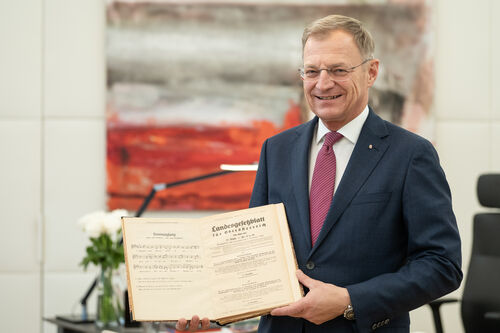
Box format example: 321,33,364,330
78,211,106,238
78,209,128,238
104,209,128,235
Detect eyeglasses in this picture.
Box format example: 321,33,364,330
298,58,372,82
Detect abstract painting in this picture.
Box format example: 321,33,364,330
106,0,433,211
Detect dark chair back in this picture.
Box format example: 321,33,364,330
461,174,500,332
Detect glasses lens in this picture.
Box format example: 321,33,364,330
300,59,370,82
299,68,350,82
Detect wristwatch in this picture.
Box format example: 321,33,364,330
344,304,355,320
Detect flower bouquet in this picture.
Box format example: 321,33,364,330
78,209,128,328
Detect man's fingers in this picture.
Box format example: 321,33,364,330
200,317,210,330
189,315,200,332
175,316,207,332
271,299,305,318
175,318,188,331
296,269,318,289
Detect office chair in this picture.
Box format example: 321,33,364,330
428,174,500,333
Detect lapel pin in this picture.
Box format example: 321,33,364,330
369,144,373,149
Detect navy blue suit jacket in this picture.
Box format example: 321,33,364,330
249,110,462,333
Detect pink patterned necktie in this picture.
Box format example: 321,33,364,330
310,131,343,246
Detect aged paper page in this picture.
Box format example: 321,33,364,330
122,218,213,320
201,203,301,321
275,203,303,301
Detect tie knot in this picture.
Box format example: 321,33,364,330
323,131,343,147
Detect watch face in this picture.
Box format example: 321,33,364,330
344,305,355,320
345,310,355,320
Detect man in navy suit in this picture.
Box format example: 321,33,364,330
177,14,461,333
248,15,462,333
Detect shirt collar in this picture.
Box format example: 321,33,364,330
316,105,369,145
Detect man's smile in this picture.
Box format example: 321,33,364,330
316,94,342,100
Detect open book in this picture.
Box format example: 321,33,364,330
121,203,303,325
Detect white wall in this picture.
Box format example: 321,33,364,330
0,0,42,332
410,1,500,333
0,1,498,332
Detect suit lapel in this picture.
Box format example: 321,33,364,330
290,117,318,250
310,110,390,254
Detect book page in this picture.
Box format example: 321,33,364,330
122,218,213,320
275,203,303,302
200,203,301,321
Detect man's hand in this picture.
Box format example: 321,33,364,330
175,315,211,332
270,270,351,325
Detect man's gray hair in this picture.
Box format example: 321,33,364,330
302,15,375,59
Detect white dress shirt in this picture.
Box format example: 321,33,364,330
308,106,369,194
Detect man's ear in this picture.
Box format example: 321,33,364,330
367,59,380,88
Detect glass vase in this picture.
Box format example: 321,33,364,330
95,266,124,328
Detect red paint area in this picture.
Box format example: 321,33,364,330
107,103,302,211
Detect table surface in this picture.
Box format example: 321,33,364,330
44,317,259,333
44,317,144,333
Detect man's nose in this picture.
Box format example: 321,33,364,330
315,70,336,90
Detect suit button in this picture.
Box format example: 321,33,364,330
306,261,315,270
